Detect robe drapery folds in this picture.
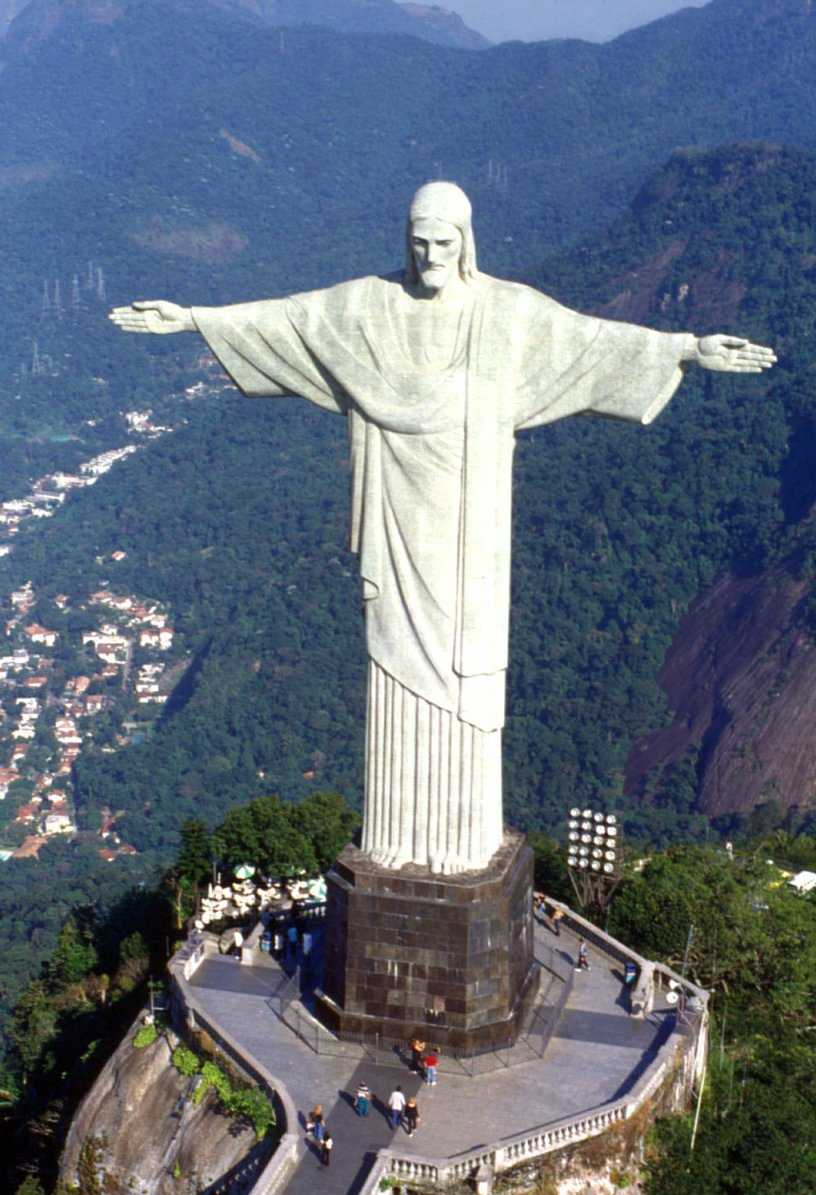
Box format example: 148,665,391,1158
193,275,688,872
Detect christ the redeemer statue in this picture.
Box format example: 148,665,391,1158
111,182,775,876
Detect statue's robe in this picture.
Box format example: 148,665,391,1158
193,273,689,873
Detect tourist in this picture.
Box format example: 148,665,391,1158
549,906,564,938
388,1085,406,1129
576,940,591,972
409,1036,426,1074
422,1048,439,1085
354,1081,372,1116
404,1097,420,1136
321,1130,333,1167
307,1104,325,1142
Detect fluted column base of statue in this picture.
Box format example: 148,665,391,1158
360,662,504,876
315,829,538,1055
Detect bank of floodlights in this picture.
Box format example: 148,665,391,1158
565,805,622,914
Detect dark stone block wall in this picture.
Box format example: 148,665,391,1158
316,831,538,1054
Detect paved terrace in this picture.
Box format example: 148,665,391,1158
187,919,679,1194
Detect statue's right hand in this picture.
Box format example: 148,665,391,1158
108,300,195,334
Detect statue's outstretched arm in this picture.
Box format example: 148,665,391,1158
682,333,776,374
108,300,196,335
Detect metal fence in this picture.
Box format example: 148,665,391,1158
267,945,573,1077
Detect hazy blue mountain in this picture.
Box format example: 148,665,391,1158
2,0,489,48
254,0,490,48
1,0,815,383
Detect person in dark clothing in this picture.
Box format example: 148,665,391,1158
321,1131,333,1166
404,1097,420,1136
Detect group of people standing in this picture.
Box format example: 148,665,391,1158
409,1037,439,1084
306,1104,333,1166
305,1041,443,1163
353,1081,424,1134
385,1086,421,1135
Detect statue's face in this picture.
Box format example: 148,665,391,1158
410,217,463,294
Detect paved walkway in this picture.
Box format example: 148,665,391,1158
189,921,676,1191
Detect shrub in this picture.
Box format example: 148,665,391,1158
133,1023,158,1049
171,1044,200,1077
192,1059,231,1105
177,1040,275,1137
228,1087,276,1138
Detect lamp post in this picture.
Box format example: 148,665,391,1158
565,806,622,918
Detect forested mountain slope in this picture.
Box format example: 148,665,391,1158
528,142,816,830
2,0,816,397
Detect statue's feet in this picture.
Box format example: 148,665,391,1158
429,853,472,876
381,849,411,870
367,847,410,870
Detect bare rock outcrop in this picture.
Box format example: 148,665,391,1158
625,564,816,818
61,1024,264,1194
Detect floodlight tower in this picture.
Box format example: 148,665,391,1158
565,806,622,917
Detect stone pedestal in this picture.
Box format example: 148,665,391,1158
316,831,538,1054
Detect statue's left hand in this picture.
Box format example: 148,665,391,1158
693,334,776,373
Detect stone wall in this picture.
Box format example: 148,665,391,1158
168,934,300,1195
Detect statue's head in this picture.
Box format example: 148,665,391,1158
405,181,478,291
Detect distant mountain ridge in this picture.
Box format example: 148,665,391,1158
2,0,816,311
1,0,489,47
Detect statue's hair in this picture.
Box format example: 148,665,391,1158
405,181,479,284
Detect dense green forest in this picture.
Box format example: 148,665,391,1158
611,834,816,1194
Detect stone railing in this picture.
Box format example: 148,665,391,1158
168,941,300,1195
544,898,709,1019
174,930,218,980
358,1015,698,1195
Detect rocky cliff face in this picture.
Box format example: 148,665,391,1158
60,1024,267,1194
625,554,816,818
398,3,488,49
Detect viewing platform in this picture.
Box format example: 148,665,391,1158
169,899,708,1195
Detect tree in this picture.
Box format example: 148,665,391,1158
527,831,572,903
643,1034,816,1195
177,819,213,897
9,982,58,1082
48,916,98,991
290,790,360,871
213,795,317,877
